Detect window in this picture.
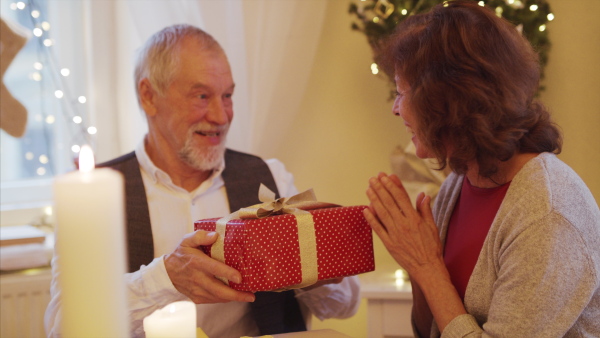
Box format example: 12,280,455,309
1,0,90,211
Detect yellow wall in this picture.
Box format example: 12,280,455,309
539,0,600,203
257,1,600,337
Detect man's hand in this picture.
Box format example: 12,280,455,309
164,230,255,304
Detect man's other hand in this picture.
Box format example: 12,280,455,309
164,230,255,304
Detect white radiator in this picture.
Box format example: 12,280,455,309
0,268,52,338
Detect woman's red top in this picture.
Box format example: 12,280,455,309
443,177,511,300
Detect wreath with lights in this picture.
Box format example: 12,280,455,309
349,0,554,95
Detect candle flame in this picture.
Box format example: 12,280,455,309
78,145,95,172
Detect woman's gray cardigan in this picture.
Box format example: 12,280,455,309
430,153,600,337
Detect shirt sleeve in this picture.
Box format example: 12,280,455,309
295,276,361,320
45,253,187,338
44,254,63,338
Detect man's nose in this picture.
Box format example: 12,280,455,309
206,98,230,125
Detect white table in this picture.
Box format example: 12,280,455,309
360,267,413,338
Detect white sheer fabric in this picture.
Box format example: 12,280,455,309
72,0,326,161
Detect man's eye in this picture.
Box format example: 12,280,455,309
198,94,208,99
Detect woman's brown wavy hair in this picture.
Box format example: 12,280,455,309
380,0,562,178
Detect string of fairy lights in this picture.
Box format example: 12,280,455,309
7,0,95,177
350,0,555,96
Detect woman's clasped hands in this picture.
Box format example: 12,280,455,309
363,173,445,282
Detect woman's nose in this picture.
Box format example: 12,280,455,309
392,99,401,116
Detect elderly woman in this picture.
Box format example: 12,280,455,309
364,1,600,337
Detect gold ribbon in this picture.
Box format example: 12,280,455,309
212,184,339,289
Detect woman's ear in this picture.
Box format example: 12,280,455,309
139,78,158,117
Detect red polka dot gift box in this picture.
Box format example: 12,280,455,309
194,185,375,292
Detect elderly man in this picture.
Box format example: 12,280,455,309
45,24,360,337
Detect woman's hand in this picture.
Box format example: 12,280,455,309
363,173,443,282
364,173,466,332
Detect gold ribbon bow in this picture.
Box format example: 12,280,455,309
213,184,339,289
236,184,339,219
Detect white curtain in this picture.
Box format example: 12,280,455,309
73,0,327,162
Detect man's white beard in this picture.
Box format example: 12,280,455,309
178,125,227,172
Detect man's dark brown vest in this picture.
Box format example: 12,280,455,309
99,149,306,335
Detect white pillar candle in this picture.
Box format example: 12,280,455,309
54,145,129,337
143,301,197,338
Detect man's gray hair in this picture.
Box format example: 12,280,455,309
134,24,223,105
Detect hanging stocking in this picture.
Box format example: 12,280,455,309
1,17,29,138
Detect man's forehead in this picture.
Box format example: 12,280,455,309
176,50,232,74
190,82,235,91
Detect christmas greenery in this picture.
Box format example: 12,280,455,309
349,0,553,93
